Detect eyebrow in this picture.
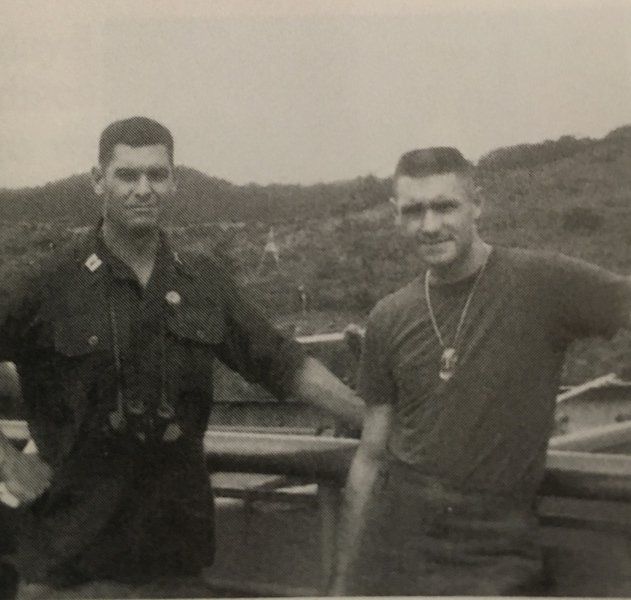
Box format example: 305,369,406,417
114,167,170,178
401,198,460,213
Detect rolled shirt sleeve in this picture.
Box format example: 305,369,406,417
357,304,397,407
547,253,631,343
0,260,44,362
212,267,306,400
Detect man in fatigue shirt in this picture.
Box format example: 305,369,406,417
0,117,363,598
332,147,631,596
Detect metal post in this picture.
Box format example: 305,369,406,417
317,480,340,594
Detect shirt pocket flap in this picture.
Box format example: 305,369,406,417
166,305,226,345
53,316,108,357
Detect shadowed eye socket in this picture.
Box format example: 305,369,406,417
401,198,461,216
114,167,171,183
115,168,141,183
401,204,426,216
431,199,461,212
146,168,170,182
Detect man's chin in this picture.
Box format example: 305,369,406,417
126,217,161,233
421,243,456,266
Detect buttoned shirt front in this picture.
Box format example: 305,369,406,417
0,226,305,584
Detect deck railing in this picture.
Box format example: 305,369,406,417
2,332,631,594
3,418,631,594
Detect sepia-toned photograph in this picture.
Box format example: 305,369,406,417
2,0,631,597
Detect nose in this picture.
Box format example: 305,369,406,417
421,210,441,234
134,174,152,197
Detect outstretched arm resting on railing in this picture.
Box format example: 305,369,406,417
291,356,365,428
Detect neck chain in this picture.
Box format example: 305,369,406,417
106,268,180,443
424,249,491,382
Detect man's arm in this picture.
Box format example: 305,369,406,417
329,403,392,595
546,253,631,341
0,431,51,504
207,261,364,425
290,357,365,428
0,260,53,504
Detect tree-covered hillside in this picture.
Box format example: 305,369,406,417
0,168,390,226
1,126,630,385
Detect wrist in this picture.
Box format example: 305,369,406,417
0,437,18,470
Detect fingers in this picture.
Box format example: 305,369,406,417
2,455,51,503
0,482,20,508
5,478,37,503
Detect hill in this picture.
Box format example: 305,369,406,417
1,126,631,387
0,168,390,226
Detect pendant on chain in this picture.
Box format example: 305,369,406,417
439,347,458,381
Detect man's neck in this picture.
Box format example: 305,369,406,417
428,238,491,285
101,221,160,285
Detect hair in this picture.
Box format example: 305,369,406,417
98,116,174,166
394,147,473,181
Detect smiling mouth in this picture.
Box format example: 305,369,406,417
422,239,452,245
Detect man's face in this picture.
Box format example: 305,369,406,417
393,173,481,270
93,144,176,233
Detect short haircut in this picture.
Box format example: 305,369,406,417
98,116,174,166
394,147,473,181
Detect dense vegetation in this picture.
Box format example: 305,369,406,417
1,126,631,391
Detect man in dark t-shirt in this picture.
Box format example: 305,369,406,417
332,147,631,596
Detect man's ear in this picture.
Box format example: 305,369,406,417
91,166,104,196
469,184,484,220
389,197,402,226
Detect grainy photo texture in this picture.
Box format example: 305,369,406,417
1,1,631,598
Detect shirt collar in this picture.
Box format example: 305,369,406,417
78,223,177,282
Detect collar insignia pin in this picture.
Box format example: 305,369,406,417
165,290,181,306
84,254,102,272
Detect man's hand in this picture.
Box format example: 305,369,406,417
328,573,348,596
1,450,51,504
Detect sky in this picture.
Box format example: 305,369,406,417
2,0,631,188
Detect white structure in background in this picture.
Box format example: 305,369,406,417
255,227,280,275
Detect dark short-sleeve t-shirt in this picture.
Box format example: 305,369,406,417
358,247,630,501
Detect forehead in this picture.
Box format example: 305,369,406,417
107,144,171,168
394,173,470,208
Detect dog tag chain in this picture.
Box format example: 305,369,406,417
424,253,489,382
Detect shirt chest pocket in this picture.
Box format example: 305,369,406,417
166,304,226,347
165,303,226,392
52,314,111,358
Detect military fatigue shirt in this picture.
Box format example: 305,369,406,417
0,227,305,585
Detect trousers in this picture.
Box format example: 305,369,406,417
346,460,544,596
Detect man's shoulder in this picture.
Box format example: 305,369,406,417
1,231,89,287
0,232,94,313
496,245,561,269
369,279,421,327
173,249,240,301
175,249,233,280
497,245,614,279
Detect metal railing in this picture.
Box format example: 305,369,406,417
3,330,631,594
3,418,631,594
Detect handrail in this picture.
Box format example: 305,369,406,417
549,419,631,452
4,419,631,594
3,419,631,502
